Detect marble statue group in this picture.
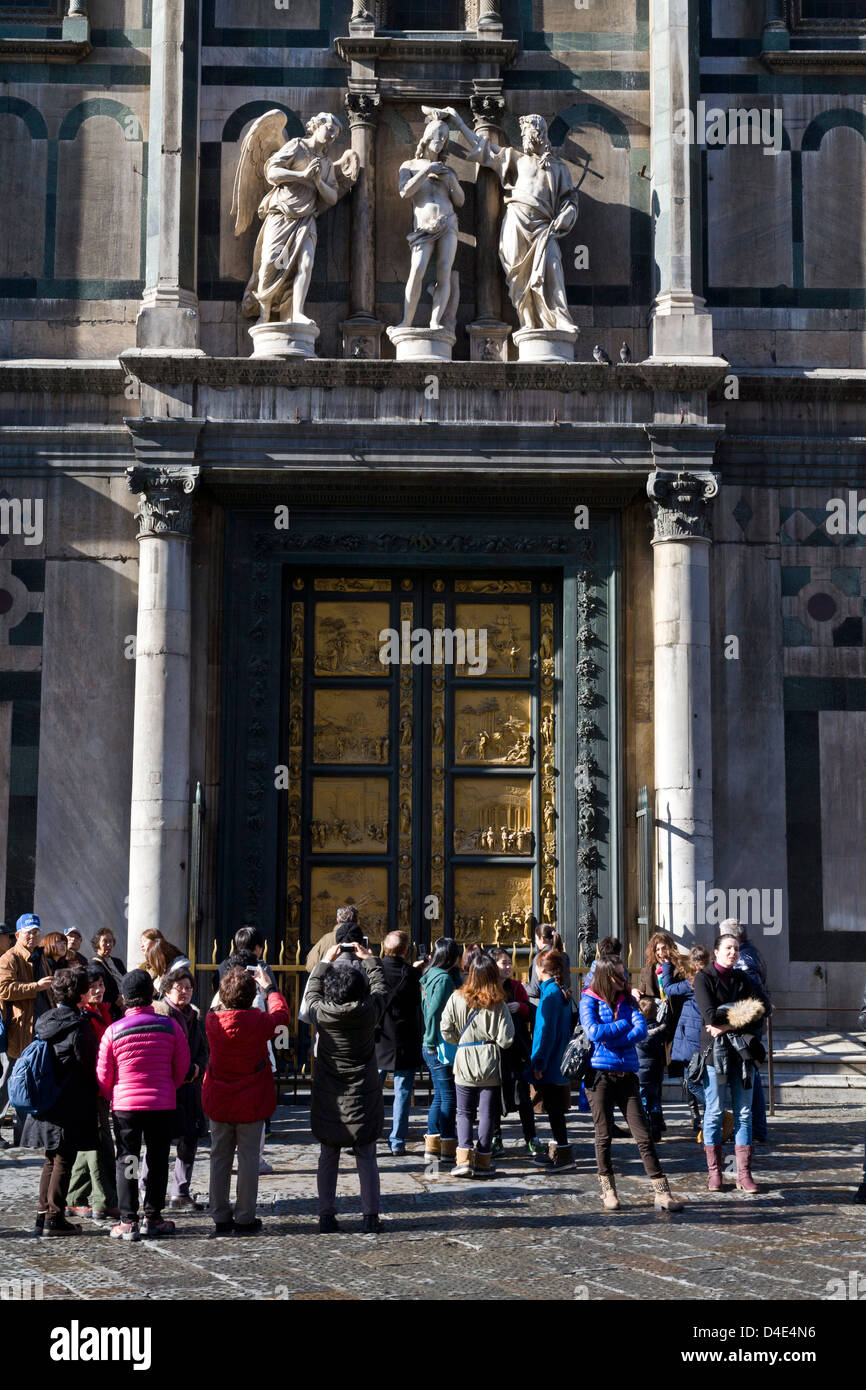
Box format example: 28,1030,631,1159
234,101,582,361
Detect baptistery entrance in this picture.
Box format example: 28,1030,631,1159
285,572,560,955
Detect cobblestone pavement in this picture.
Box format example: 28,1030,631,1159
2,1101,866,1301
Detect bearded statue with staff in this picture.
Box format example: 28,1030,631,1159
232,109,360,357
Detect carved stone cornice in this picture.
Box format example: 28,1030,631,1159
647,469,719,543
334,35,518,63
345,91,381,128
127,466,200,540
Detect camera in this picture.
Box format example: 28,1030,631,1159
339,942,357,954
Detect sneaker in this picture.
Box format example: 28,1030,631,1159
319,1213,340,1234
526,1137,546,1157
361,1214,383,1234
258,1160,275,1176
169,1194,203,1210
66,1205,92,1218
208,1221,234,1239
141,1217,175,1239
109,1221,141,1242
233,1218,263,1237
491,1133,504,1157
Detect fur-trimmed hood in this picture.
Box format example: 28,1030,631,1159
723,997,765,1030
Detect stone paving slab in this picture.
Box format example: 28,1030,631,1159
2,1102,866,1301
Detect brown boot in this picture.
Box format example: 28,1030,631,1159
424,1134,442,1158
735,1144,758,1196
705,1144,726,1192
651,1175,685,1212
599,1175,620,1210
473,1150,493,1178
451,1147,474,1178
439,1137,457,1161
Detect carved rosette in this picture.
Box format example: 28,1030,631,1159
398,599,414,939
647,470,719,543
127,466,198,540
345,91,381,130
575,542,600,965
429,597,446,936
286,596,305,960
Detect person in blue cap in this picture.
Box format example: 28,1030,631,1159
0,915,54,1143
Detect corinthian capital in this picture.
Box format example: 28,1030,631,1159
127,466,199,540
647,469,719,543
345,91,381,129
470,92,505,132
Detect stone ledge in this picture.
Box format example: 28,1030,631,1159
0,360,126,392
761,48,866,73
711,368,866,403
334,35,518,63
118,351,727,394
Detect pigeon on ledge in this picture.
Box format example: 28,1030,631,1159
619,341,631,363
592,344,612,365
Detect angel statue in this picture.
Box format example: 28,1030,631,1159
389,108,465,336
232,110,359,338
445,107,578,339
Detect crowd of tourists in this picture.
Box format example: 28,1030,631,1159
0,904,819,1239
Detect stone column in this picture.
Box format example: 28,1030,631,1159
648,0,716,360
63,0,89,41
125,465,198,961
477,0,503,33
647,467,718,941
468,90,510,362
342,90,384,359
136,0,203,351
762,0,790,52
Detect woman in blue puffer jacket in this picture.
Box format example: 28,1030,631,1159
666,945,710,1135
580,960,684,1214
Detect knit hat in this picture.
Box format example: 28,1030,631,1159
120,968,154,1007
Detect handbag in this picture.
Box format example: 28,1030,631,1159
686,1046,710,1086
560,1022,593,1084
437,1008,479,1068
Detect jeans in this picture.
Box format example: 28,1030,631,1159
421,1047,456,1140
113,1109,175,1224
0,1051,12,1121
378,1069,415,1151
586,1071,662,1180
455,1084,498,1153
640,1081,663,1130
539,1083,569,1147
751,1070,767,1142
209,1119,263,1227
317,1141,380,1217
684,1076,704,1127
701,1064,753,1146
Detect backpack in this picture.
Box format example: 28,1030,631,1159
560,1021,593,1084
8,1037,64,1115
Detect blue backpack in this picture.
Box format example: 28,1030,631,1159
8,1037,64,1115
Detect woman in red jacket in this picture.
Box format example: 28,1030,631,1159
202,964,291,1238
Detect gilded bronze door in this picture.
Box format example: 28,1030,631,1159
285,572,559,954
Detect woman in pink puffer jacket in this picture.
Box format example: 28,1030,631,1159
97,969,190,1242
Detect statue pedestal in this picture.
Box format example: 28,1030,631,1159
469,320,511,362
249,321,319,360
386,325,455,363
513,327,577,363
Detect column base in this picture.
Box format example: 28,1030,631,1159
136,301,201,352
513,327,577,363
386,325,455,363
341,317,385,360
468,321,510,362
649,292,718,360
249,321,319,360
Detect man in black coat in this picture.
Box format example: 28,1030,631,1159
375,931,422,1156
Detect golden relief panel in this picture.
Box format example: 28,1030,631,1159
313,689,390,764
397,600,414,934
286,596,305,958
313,601,390,676
313,578,392,591
310,777,389,853
454,690,531,765
429,598,446,924
453,776,533,855
453,868,533,945
454,603,532,678
310,866,388,946
454,580,532,594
